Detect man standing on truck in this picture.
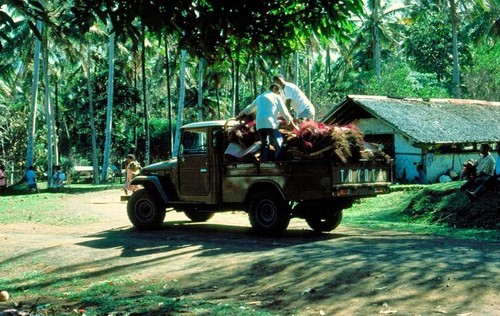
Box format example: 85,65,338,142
238,83,298,162
273,74,315,121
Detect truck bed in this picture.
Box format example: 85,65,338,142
221,159,392,203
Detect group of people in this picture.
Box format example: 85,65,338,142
237,74,315,162
460,143,500,201
24,165,66,193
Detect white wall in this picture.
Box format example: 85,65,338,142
353,118,422,182
394,134,422,182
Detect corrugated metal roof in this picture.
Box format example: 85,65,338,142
322,95,500,145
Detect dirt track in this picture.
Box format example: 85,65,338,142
1,189,499,315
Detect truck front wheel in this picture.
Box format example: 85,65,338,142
249,191,290,235
127,189,166,230
305,210,343,232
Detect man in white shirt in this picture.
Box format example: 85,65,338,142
239,84,298,162
273,74,315,121
467,144,499,200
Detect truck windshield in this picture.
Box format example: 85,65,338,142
180,130,207,155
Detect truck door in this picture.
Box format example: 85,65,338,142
178,129,210,196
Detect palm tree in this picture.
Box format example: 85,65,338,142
26,20,43,168
101,28,115,183
172,49,187,157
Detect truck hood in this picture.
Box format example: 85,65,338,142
141,158,177,175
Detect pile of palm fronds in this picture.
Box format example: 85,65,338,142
225,116,390,163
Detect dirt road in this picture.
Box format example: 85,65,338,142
1,189,499,315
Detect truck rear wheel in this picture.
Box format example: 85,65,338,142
249,191,290,235
184,211,215,222
127,189,166,230
305,210,343,232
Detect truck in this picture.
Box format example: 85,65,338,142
127,119,393,235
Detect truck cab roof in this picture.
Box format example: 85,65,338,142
181,119,239,130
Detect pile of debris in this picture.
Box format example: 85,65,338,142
224,116,390,163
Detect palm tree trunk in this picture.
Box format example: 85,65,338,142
450,0,461,98
101,30,115,183
294,52,299,85
373,0,381,80
164,34,173,159
26,20,43,168
197,57,205,121
172,49,187,157
142,22,150,165
86,49,100,185
43,36,54,188
235,57,240,115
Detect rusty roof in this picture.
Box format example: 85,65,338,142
322,95,500,145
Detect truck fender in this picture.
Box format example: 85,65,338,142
247,180,287,203
130,175,169,205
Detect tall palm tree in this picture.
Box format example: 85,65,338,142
172,49,187,157
26,20,43,168
101,28,115,183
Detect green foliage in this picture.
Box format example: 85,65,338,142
364,62,450,98
462,44,500,101
404,11,472,83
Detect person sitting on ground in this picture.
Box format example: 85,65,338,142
273,74,316,121
459,159,476,181
460,143,495,193
467,145,499,200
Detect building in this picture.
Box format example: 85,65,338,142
322,95,500,183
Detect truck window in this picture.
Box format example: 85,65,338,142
181,130,207,155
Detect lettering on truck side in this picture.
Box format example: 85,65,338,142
339,168,386,183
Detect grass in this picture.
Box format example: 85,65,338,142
343,182,500,241
0,274,274,316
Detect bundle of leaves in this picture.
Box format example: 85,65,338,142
227,115,259,147
404,183,500,229
227,118,383,163
284,121,365,162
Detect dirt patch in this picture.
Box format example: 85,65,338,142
1,189,499,315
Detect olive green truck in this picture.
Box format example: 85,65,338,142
127,119,393,235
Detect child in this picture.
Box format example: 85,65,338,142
52,165,66,191
25,166,40,193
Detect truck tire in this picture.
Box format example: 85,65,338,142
184,211,215,222
305,210,343,232
249,191,290,235
127,189,166,230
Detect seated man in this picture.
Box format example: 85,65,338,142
467,145,500,200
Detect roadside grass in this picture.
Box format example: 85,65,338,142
343,182,499,242
0,183,122,225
